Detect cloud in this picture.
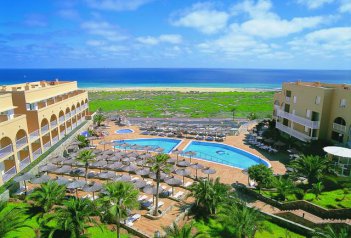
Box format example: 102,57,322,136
289,27,351,56
231,0,325,38
81,20,128,41
23,14,47,27
137,34,182,45
57,9,80,20
295,0,335,9
171,3,230,34
339,0,351,13
86,0,153,11
86,40,105,46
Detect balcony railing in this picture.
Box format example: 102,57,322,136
59,116,65,124
41,125,49,134
43,141,51,152
30,130,40,141
16,136,28,149
72,109,76,115
60,131,65,138
276,122,318,142
76,107,81,112
33,148,42,160
3,166,17,182
0,144,13,159
66,127,72,133
19,156,31,170
66,112,71,119
276,109,320,129
52,136,59,145
332,123,347,133
50,120,58,128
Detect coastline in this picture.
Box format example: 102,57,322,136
84,86,280,93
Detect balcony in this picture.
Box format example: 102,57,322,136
19,156,31,170
52,136,59,145
43,141,51,152
50,120,58,128
66,112,71,119
72,109,76,116
29,130,40,141
332,123,347,133
285,96,290,103
33,148,42,160
60,131,65,138
3,166,16,182
41,125,49,134
59,116,65,124
16,136,28,149
276,122,318,142
276,109,320,129
0,144,13,159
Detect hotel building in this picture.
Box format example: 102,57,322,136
0,80,89,185
273,82,351,146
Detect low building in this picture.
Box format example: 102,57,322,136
0,80,89,185
273,81,351,146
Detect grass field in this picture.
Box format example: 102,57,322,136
88,91,274,118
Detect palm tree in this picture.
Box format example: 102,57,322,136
163,222,207,238
76,135,89,148
310,182,324,200
312,225,350,238
43,198,98,237
93,114,105,127
76,149,96,181
289,155,330,187
27,181,66,214
98,181,139,238
273,177,297,201
148,153,172,216
230,107,237,121
218,202,266,238
0,201,30,237
188,177,230,215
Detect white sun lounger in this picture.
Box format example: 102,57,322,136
125,214,141,226
184,181,193,188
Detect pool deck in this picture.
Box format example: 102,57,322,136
99,123,286,187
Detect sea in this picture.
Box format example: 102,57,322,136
0,68,350,89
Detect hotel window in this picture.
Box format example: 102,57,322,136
315,96,321,105
306,109,311,118
340,99,346,108
293,96,297,104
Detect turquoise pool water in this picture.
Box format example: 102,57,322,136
183,141,270,169
115,129,134,134
114,138,182,153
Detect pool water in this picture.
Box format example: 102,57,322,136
114,138,182,153
183,141,270,169
81,131,89,137
115,129,134,134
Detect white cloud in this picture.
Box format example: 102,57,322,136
295,0,335,9
289,27,351,56
231,0,325,38
86,0,153,11
172,3,229,34
339,0,351,13
57,9,80,20
86,40,105,46
137,34,182,45
81,21,128,41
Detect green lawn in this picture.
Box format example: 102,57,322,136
194,218,305,238
88,91,274,118
261,189,351,209
4,202,129,238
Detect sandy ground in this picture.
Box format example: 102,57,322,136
84,87,279,93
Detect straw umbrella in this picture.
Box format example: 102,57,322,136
114,174,132,182
82,182,102,200
110,162,123,171
67,180,86,197
164,177,182,196
143,146,153,153
97,171,116,180
184,151,197,163
99,141,112,150
121,156,137,163
143,185,164,205
54,165,71,175
136,168,150,180
14,173,35,194
190,163,204,179
50,155,66,165
91,160,107,172
38,163,58,173
167,158,177,164
175,169,191,184
121,143,130,152
177,160,190,167
149,172,168,181
121,164,137,174
30,174,51,184
87,136,98,146
172,150,182,162
133,179,146,189
155,147,164,153
55,176,70,186
202,167,216,180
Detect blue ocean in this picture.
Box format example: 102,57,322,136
0,68,350,89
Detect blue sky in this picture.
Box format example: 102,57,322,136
0,0,350,69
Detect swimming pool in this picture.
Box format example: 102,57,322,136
114,138,182,153
115,129,134,134
80,131,89,137
183,141,270,169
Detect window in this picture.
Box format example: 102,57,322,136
286,90,291,97
315,96,321,105
306,109,311,118
340,99,346,108
304,126,309,133
293,96,297,104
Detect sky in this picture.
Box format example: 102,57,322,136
0,0,350,69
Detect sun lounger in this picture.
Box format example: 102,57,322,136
138,195,148,201
171,191,184,200
125,214,141,226
184,181,193,188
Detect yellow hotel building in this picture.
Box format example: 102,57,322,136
0,80,89,185
273,81,351,146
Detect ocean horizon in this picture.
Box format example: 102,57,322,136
0,68,350,89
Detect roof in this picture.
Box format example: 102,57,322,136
323,146,351,158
